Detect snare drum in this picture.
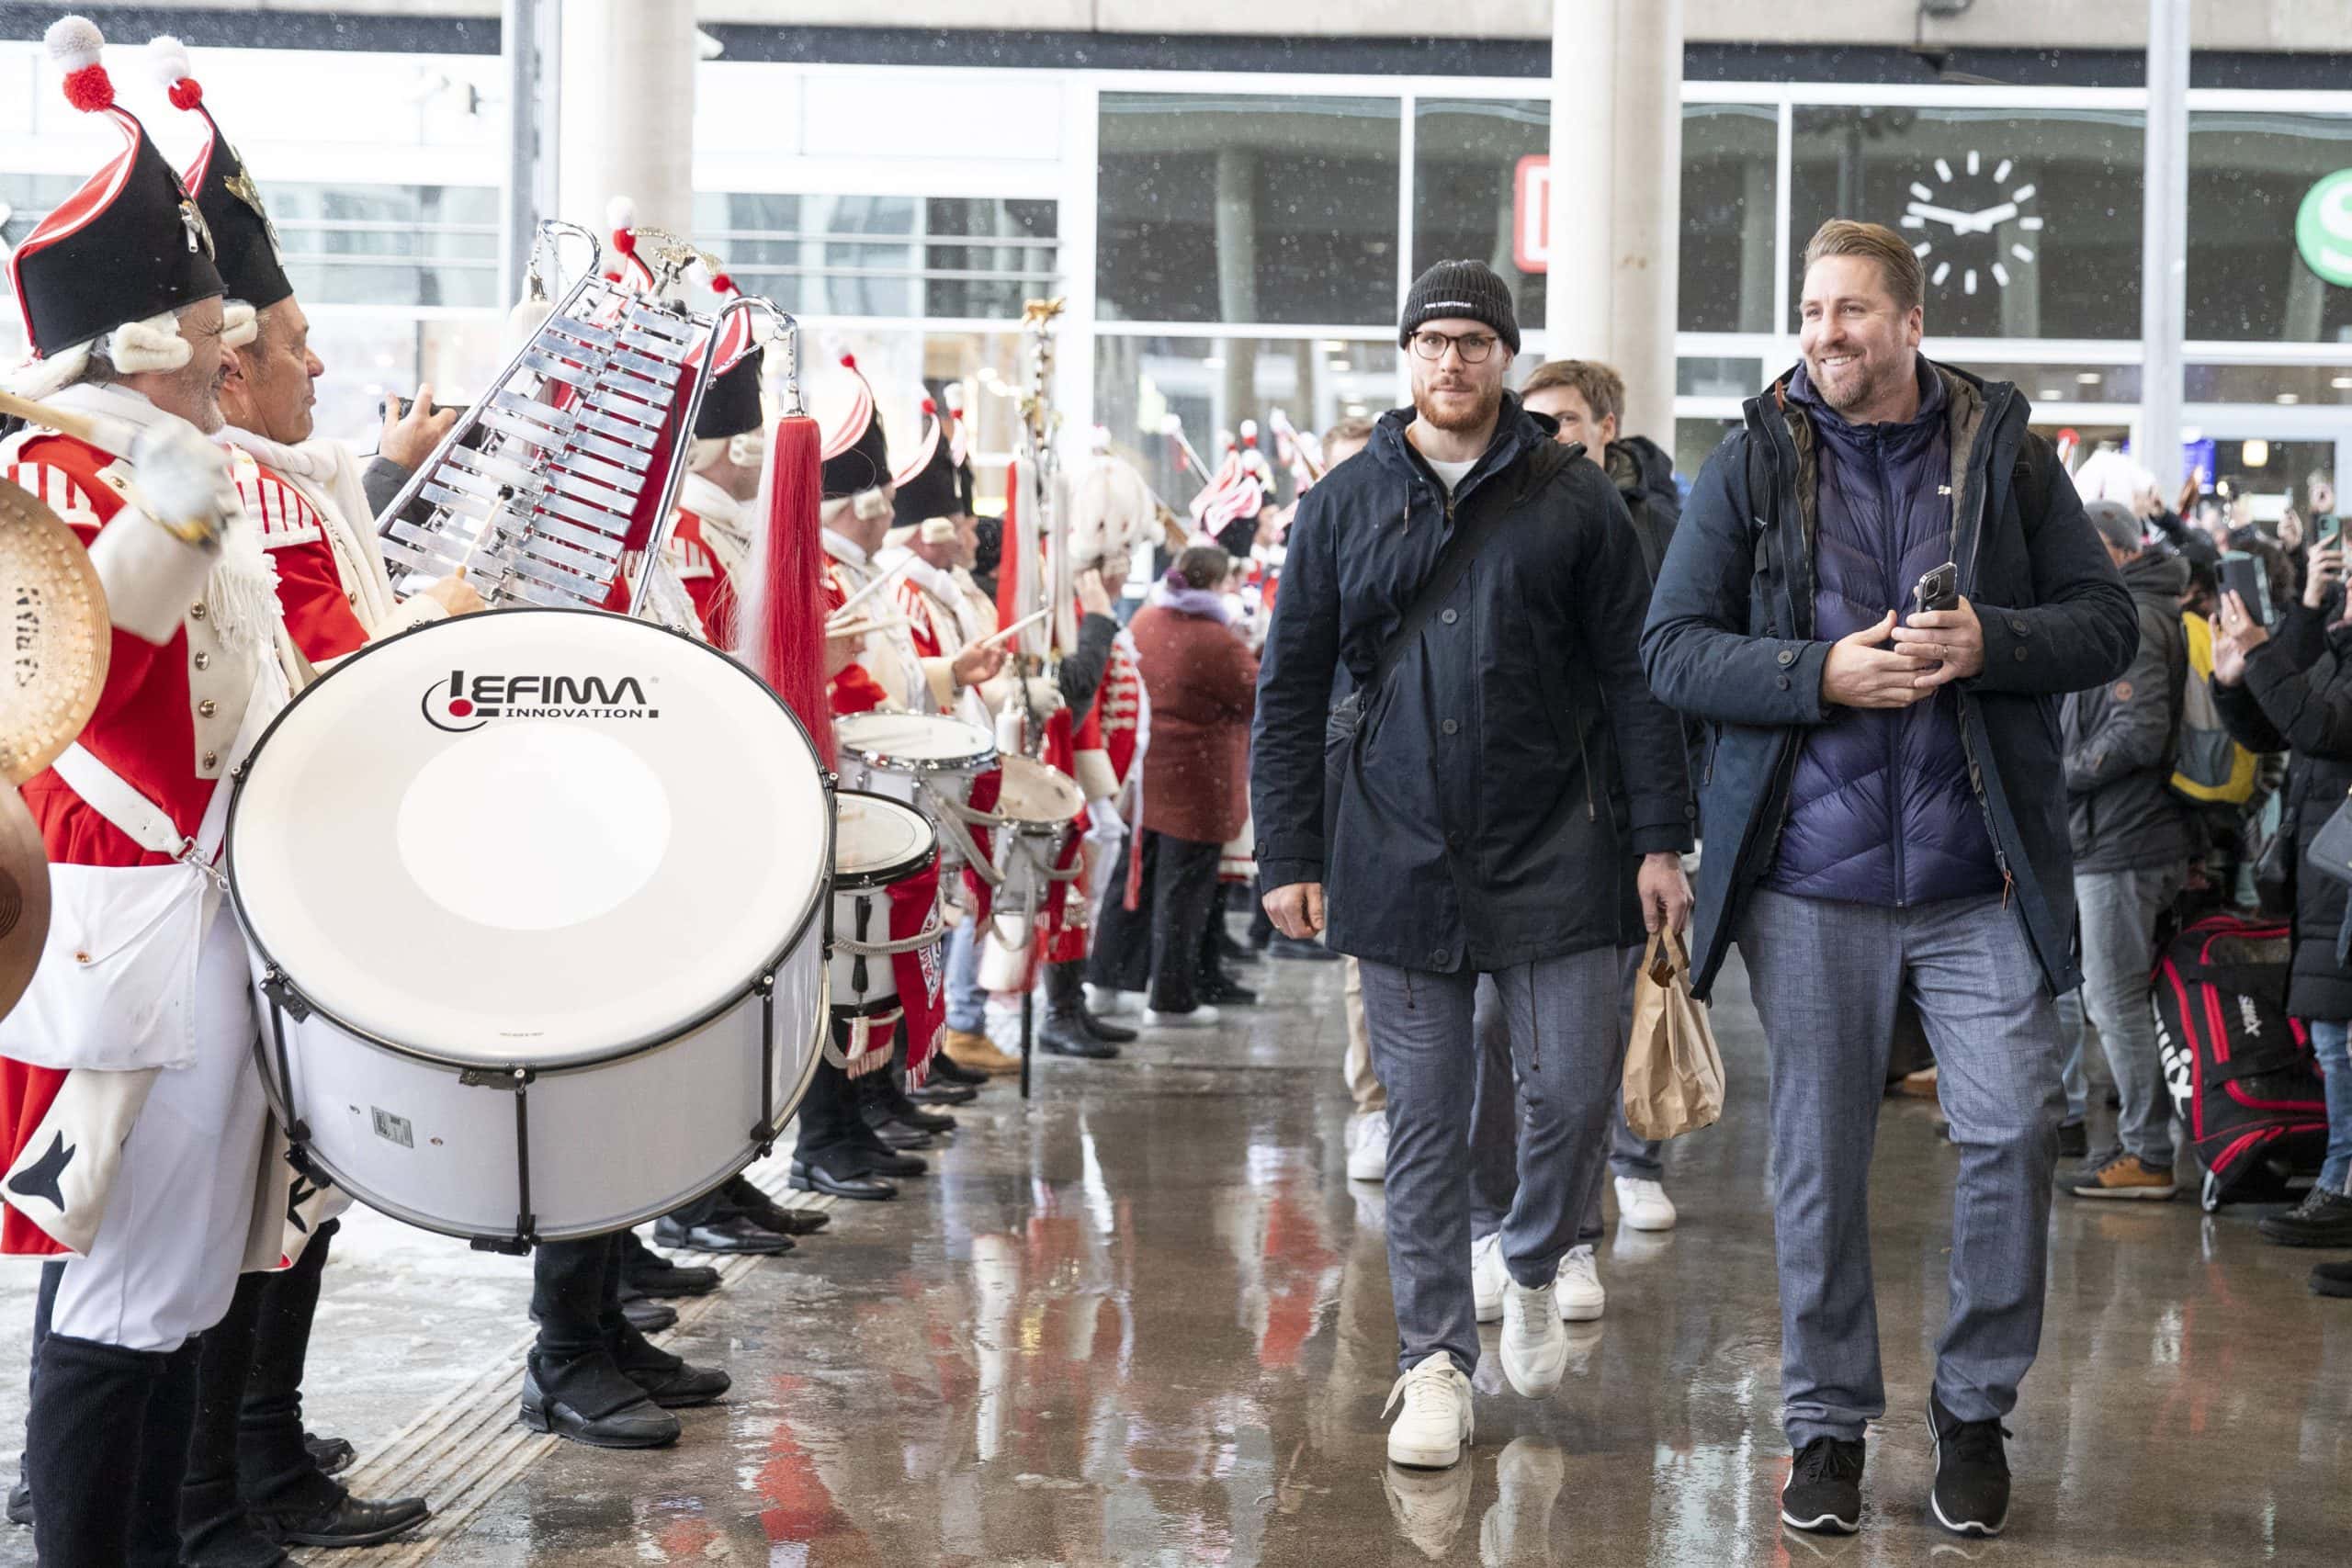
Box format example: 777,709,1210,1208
830,791,939,1015
986,754,1086,940
227,608,831,1246
833,711,996,868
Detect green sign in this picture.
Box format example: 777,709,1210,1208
2297,169,2352,288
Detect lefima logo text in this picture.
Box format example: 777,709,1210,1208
423,669,658,732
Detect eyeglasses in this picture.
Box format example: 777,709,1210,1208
1409,330,1498,365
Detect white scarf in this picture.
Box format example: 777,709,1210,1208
679,471,752,585
224,423,408,634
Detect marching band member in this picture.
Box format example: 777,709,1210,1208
146,38,437,1561
0,20,293,1559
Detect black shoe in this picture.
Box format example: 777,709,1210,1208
255,1492,433,1549
2055,1120,2088,1160
1039,1012,1118,1058
303,1432,356,1477
621,1297,678,1334
1198,976,1259,1005
651,1215,795,1256
926,1052,989,1088
6,1480,28,1528
519,1365,678,1450
2257,1185,2352,1247
790,1158,899,1200
2312,1259,2352,1297
1266,934,1340,962
1215,929,1257,964
615,1337,731,1410
619,1233,724,1295
864,1115,938,1149
842,1132,930,1177
1927,1392,2011,1538
1780,1437,1863,1535
909,1080,980,1105
722,1179,830,1236
892,1104,958,1134
1076,1003,1138,1045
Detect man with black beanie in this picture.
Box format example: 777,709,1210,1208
1253,260,1693,1469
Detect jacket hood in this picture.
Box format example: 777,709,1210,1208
2122,547,2189,602
1607,434,1678,509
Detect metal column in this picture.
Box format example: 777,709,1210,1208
2140,0,2191,490
500,0,560,306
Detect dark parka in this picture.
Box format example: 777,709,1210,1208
2211,601,2352,1021
1251,396,1694,974
1640,360,2138,1001
2063,548,2192,874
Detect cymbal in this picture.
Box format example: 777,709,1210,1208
1,476,109,785
0,785,48,1021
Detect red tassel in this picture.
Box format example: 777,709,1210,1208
839,352,857,371
742,413,835,771
167,77,202,109
62,64,113,112
709,271,734,295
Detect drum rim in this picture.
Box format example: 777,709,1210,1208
831,788,939,891
835,712,996,774
247,976,831,1246
226,606,834,1074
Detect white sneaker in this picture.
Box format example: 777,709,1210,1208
1498,1280,1567,1398
1084,983,1139,1017
1614,1175,1678,1232
1346,1111,1389,1182
1555,1245,1605,1322
1384,1352,1475,1469
1470,1231,1508,1323
1142,1004,1221,1027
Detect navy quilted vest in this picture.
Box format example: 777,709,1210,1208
1762,364,2002,906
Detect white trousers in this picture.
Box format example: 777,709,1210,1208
51,910,269,1352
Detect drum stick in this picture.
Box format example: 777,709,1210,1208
0,389,104,446
974,607,1049,650
827,554,917,626
824,613,910,640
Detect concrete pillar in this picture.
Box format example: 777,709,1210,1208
1545,0,1683,443
2141,0,2190,490
501,0,560,306
557,0,696,244
1215,147,1261,431
1738,156,1775,333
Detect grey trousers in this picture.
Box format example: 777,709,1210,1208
2053,865,2184,1168
1360,947,1625,1377
1738,890,2064,1448
1470,946,1655,1243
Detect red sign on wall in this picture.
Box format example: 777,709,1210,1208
1514,155,1551,275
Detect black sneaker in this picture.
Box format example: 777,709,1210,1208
1780,1437,1863,1535
2256,1186,2352,1247
1928,1392,2011,1538
2055,1120,2088,1160
2312,1259,2352,1298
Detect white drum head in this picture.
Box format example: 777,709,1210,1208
229,609,830,1066
834,711,994,771
995,755,1085,826
833,792,935,888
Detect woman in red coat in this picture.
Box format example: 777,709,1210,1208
1088,545,1260,1023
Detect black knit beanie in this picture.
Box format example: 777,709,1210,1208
1399,260,1521,354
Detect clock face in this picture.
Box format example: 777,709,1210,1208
1898,150,2045,298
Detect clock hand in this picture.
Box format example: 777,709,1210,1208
1904,200,1977,232
1966,201,2020,229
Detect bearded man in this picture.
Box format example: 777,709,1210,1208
1250,260,1693,1470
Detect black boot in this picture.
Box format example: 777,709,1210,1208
1039,965,1118,1058
1048,961,1136,1044
29,1331,200,1568
8,1258,63,1529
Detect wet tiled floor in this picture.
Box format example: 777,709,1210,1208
4,947,2349,1565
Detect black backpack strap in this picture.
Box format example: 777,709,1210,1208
1363,441,1582,694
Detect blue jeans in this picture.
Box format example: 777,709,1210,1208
1739,891,2064,1449
2311,1020,2352,1194
2052,865,2184,1166
945,918,985,1033
1359,947,1624,1378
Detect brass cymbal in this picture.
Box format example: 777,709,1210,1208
1,476,109,785
0,785,48,1021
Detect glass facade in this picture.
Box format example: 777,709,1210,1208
2188,112,2352,343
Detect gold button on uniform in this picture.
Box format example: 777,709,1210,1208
198,699,217,717
202,750,218,770
193,652,209,671
189,603,207,620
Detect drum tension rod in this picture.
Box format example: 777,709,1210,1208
260,970,314,1146
460,1066,538,1256
752,974,776,1153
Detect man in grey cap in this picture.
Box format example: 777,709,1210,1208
2062,500,2192,1200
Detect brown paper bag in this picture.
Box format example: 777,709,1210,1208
1623,927,1726,1141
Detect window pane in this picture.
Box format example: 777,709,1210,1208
1790,107,2143,339
1411,99,1548,327
1094,334,1397,506
694,192,807,313
2188,363,2352,405
2188,113,2352,343
271,183,501,310
1682,105,1781,333
1098,95,1401,327
924,197,1060,320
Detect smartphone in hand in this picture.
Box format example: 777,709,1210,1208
1911,560,1959,616
2220,550,2271,625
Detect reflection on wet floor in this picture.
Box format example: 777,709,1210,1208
6,948,2350,1565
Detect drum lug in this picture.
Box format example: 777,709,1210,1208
260,968,311,1023
458,1066,537,1089
469,1234,534,1257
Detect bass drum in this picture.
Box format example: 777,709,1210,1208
227,607,831,1246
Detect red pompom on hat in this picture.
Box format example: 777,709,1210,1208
50,15,114,110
